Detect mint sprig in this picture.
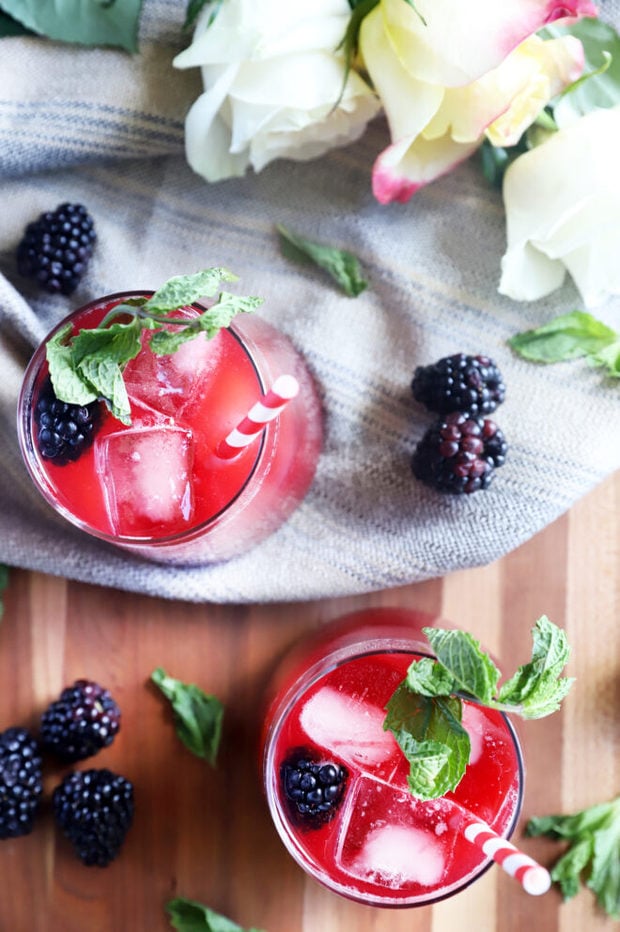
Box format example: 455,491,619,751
277,224,368,298
46,268,263,424
527,795,620,919
166,897,264,932
508,310,620,379
151,668,224,766
384,616,574,800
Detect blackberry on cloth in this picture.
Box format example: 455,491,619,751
16,202,96,295
53,769,134,866
34,377,101,466
0,727,43,839
41,679,121,762
281,748,347,827
412,353,506,417
412,412,508,495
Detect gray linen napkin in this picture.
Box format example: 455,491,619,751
1,1,619,603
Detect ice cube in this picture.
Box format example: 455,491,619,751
336,776,455,890
299,686,396,768
461,704,485,764
354,824,446,887
123,328,222,417
97,425,194,534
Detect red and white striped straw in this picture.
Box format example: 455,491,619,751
216,374,300,459
463,819,551,896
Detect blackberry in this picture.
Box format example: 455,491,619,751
0,727,43,839
41,680,121,762
412,412,507,495
412,353,506,416
16,202,96,295
281,748,347,828
34,377,101,466
52,769,134,866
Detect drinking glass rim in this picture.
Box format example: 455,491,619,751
262,638,525,909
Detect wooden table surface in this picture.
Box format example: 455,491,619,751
0,470,618,932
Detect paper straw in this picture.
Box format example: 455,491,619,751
216,374,300,459
463,819,551,896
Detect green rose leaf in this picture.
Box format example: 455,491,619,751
151,668,224,765
277,224,368,298
0,0,144,51
166,897,264,932
541,18,620,122
0,8,32,36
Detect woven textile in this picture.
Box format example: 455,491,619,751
0,1,619,603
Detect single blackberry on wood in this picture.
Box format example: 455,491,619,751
412,353,506,416
34,377,101,466
281,748,347,828
52,768,134,866
41,679,121,762
412,412,507,495
0,727,43,839
16,202,96,295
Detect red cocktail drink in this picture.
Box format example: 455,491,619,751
18,293,322,564
262,608,524,907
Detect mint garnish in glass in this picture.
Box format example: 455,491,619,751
46,268,263,424
383,615,574,800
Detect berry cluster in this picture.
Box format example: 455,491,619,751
16,203,96,296
34,377,101,466
281,748,348,828
0,680,133,866
410,354,508,494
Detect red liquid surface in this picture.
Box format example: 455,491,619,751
268,646,522,905
29,300,273,539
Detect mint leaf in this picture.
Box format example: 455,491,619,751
166,897,264,932
540,18,620,122
591,340,620,378
385,684,470,799
497,616,575,718
145,269,238,314
0,564,9,622
527,795,620,919
148,292,263,355
509,311,619,365
46,324,99,406
277,224,368,298
422,628,500,705
151,668,224,765
405,657,458,696
0,0,143,51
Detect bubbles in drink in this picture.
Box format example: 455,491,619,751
299,686,397,769
335,776,455,889
96,426,194,534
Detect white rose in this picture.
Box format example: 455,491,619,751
173,0,380,182
499,105,620,308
